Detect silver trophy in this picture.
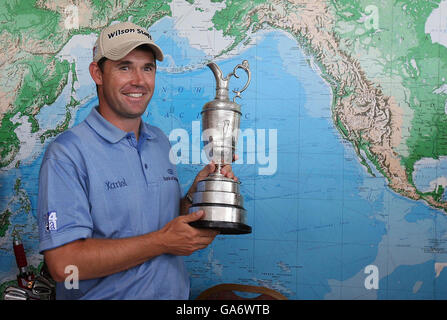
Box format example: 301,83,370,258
189,60,252,234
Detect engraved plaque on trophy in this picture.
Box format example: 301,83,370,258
189,60,252,234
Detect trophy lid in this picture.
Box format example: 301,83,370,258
202,60,251,114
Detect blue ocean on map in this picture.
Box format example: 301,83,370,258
3,26,447,299
412,157,447,198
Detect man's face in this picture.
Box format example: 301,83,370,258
96,48,156,120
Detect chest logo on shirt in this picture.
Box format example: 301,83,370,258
105,178,128,190
163,168,178,182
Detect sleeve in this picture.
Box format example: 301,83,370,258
37,156,93,254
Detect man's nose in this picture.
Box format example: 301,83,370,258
130,69,145,86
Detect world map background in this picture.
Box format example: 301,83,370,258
1,0,447,299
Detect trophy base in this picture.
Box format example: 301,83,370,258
189,177,251,235
189,220,252,234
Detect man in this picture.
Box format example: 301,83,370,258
37,21,236,299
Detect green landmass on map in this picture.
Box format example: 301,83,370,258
0,0,172,168
330,0,447,208
0,209,12,238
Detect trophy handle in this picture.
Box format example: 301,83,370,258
228,60,251,102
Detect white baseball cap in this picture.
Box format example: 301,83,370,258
93,21,164,62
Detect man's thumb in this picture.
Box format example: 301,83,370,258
183,210,204,223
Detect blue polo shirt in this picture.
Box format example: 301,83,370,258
37,107,190,299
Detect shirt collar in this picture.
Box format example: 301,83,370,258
139,120,158,140
85,107,157,143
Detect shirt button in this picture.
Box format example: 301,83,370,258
144,164,148,169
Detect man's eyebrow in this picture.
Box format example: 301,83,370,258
115,61,156,68
116,60,132,67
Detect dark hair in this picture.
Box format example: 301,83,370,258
97,57,107,72
136,44,157,63
95,57,107,94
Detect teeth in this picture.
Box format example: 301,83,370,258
125,93,143,97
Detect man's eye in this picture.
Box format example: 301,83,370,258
120,66,129,71
144,66,153,72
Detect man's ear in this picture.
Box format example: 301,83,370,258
89,62,103,86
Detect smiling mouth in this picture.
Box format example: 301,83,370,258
123,93,145,98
